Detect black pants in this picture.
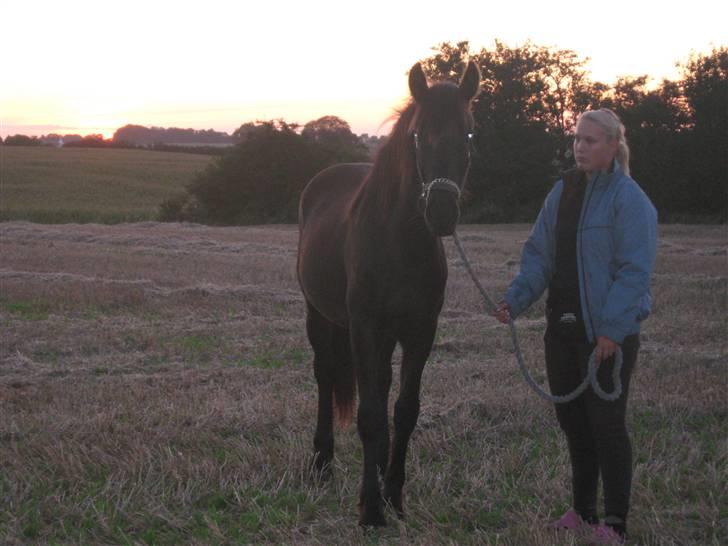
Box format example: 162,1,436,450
545,318,640,526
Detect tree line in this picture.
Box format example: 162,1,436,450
1,129,233,155
112,125,233,146
2,126,233,147
420,41,727,223
1,123,384,158
162,42,726,224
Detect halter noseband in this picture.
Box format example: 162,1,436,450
413,132,472,203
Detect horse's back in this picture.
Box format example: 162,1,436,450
298,163,372,326
299,163,372,228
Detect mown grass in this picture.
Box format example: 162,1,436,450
0,222,725,545
0,146,212,223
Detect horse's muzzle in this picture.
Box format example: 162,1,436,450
423,179,461,236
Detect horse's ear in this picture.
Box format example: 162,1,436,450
459,61,481,102
409,63,429,102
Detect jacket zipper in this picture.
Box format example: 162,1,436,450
579,174,598,342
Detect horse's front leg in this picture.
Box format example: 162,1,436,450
384,318,437,518
350,316,394,527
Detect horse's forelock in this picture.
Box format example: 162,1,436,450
418,84,473,132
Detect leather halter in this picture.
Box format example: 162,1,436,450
413,132,473,204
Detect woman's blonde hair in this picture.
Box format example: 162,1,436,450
577,108,630,176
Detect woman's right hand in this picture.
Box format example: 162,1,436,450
492,301,512,324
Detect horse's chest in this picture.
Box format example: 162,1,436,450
346,237,447,318
363,265,446,319
391,275,443,307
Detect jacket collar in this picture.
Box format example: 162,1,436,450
561,159,625,187
589,159,624,187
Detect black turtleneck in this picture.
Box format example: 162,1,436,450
547,170,587,313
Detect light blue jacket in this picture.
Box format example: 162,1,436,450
505,162,658,344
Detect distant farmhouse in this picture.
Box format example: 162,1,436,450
40,134,83,147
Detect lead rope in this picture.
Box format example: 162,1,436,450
451,231,623,403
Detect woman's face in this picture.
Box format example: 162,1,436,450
573,118,618,174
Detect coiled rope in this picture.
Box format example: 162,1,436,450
452,231,622,403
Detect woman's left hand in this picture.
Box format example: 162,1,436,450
595,336,618,363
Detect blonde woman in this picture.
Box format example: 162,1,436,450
494,109,657,544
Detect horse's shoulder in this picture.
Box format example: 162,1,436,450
324,162,373,179
300,163,373,225
305,163,372,193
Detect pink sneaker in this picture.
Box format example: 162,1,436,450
547,509,587,530
589,524,626,544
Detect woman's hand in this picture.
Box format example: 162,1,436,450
595,336,618,363
492,302,511,324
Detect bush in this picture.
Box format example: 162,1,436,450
158,193,206,223
161,120,368,225
4,135,41,146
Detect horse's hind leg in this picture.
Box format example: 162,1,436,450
305,302,336,478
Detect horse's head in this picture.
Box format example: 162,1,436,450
408,61,480,236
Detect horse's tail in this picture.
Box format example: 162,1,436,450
333,336,357,429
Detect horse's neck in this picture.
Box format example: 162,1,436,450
354,177,435,262
365,141,412,204
360,165,415,218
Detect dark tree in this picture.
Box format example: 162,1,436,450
64,134,109,148
679,47,728,220
4,135,41,146
301,115,368,163
419,41,473,81
161,119,368,224
113,124,232,146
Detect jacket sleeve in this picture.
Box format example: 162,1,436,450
505,183,560,318
598,184,658,343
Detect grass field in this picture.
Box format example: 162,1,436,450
0,220,725,545
0,146,212,223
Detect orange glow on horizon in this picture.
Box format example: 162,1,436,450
1,1,725,141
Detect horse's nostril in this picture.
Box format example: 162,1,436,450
424,192,460,236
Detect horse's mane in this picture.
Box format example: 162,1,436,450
368,100,418,201
374,100,418,174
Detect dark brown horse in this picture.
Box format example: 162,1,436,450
297,61,480,526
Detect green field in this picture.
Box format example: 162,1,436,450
0,221,725,545
0,146,213,223
0,145,725,544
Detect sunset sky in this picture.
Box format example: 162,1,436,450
2,0,725,139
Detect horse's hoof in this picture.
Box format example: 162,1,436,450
309,456,333,482
310,466,332,484
358,505,387,527
384,489,404,519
